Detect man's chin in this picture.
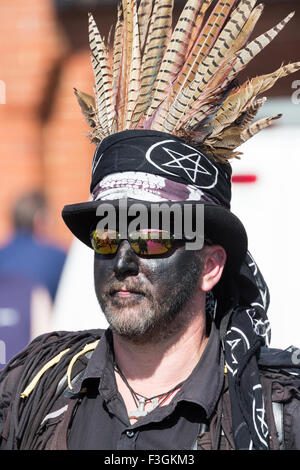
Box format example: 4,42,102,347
101,301,160,343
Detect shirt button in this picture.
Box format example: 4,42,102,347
126,430,135,438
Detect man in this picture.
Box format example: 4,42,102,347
0,191,66,301
1,0,300,451
0,191,64,364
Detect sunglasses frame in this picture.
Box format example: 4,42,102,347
89,227,184,257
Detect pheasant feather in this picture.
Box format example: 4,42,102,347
74,0,299,162
88,13,115,137
132,0,173,127
146,0,211,124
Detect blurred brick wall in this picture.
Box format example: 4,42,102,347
0,0,299,248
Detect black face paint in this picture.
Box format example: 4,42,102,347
94,240,205,343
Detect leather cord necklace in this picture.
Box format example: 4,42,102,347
114,363,184,421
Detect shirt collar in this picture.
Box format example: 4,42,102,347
70,324,224,419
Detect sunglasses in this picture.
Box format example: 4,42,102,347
90,228,177,256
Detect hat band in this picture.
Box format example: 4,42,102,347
92,172,222,206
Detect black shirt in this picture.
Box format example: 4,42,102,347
67,323,224,450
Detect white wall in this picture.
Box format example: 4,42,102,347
231,124,300,349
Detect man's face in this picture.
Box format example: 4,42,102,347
94,240,205,343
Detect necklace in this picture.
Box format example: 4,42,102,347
114,363,184,421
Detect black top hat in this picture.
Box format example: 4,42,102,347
62,130,248,273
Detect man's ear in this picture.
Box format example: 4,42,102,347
200,245,227,292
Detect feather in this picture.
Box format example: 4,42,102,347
204,96,266,151
185,13,297,140
138,0,154,53
74,88,96,126
225,11,295,85
132,0,174,127
191,8,294,125
210,61,300,138
177,0,261,116
112,3,124,92
205,112,282,162
161,0,238,133
241,113,282,142
146,0,213,124
75,1,299,163
184,0,212,61
236,97,267,129
157,0,212,113
124,0,142,129
88,13,115,136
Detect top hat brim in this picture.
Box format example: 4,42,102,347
62,199,247,274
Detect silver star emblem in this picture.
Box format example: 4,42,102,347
161,147,212,184
145,140,218,189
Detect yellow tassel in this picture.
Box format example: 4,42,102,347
21,348,70,398
67,340,100,390
20,340,100,398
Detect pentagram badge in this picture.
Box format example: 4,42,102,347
145,140,218,189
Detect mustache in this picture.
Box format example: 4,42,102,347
108,281,150,296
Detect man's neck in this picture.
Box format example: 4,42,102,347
112,292,208,397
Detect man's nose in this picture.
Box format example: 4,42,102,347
113,240,139,278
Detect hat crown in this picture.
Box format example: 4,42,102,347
90,130,232,209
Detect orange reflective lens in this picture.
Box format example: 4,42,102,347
90,229,174,256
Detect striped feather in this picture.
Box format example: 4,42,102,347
89,13,114,136
241,114,282,142
132,0,174,127
177,10,295,139
74,88,98,129
162,0,212,104
112,3,124,92
184,0,212,61
138,0,154,53
210,61,300,137
146,0,212,124
225,11,295,84
125,0,142,129
75,1,299,162
162,0,237,132
179,0,258,111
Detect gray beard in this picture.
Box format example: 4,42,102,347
99,255,204,344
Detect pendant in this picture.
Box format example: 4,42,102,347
129,398,147,420
129,397,160,420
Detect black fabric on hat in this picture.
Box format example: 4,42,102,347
62,129,248,273
91,130,232,209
